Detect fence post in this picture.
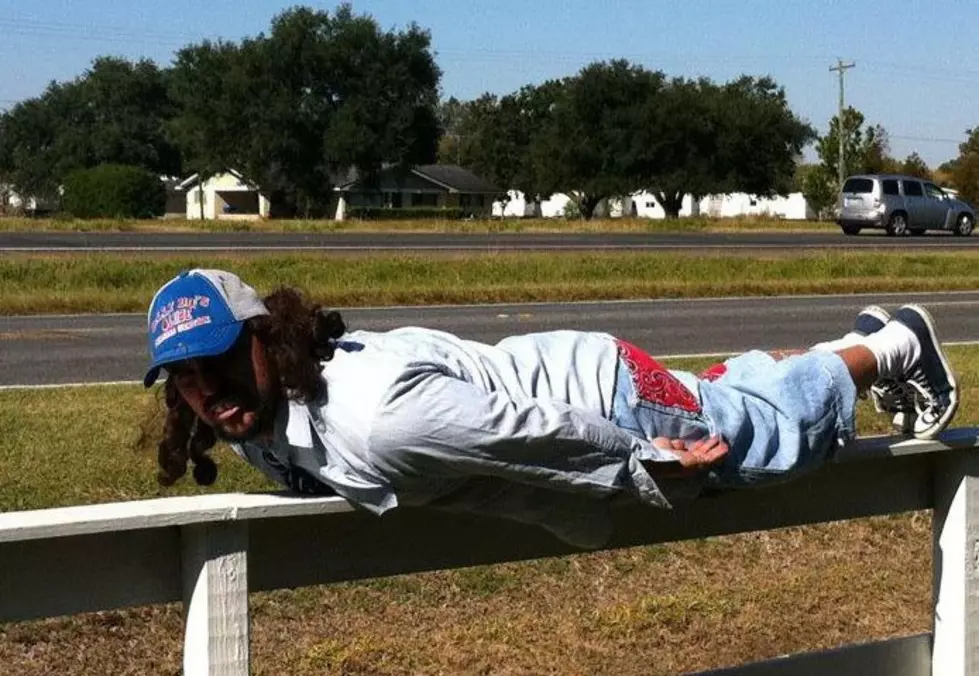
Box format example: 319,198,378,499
933,450,979,675
181,522,251,676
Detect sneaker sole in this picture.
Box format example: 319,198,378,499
857,305,891,332
901,303,959,440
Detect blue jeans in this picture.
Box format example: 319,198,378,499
610,342,857,494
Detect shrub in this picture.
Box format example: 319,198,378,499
62,165,166,219
345,206,467,220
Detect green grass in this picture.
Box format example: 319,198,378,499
0,350,963,674
4,250,979,314
0,215,841,234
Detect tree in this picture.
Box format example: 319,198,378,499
949,128,979,205
450,82,561,215
530,60,665,219
900,151,931,179
0,57,179,201
62,164,166,218
795,163,836,220
447,93,519,211
816,107,898,181
634,76,715,218
167,39,246,219
436,96,468,164
934,159,956,187
637,75,814,218
169,4,441,217
862,125,900,174
80,57,181,175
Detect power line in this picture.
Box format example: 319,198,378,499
889,134,962,145
3,14,979,87
0,17,209,43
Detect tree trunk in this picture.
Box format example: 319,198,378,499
657,191,684,219
530,196,542,219
579,195,603,221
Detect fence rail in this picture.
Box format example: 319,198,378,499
3,428,979,675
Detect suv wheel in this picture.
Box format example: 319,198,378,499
841,224,861,236
886,212,909,237
955,213,974,237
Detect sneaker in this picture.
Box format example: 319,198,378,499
854,306,917,428
892,304,958,440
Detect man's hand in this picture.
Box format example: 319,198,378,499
649,435,729,478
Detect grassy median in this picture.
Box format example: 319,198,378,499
3,250,979,315
2,349,970,674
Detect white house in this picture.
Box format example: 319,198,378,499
700,192,814,220
1,184,59,215
614,192,702,219
179,170,271,220
494,190,815,220
493,191,575,218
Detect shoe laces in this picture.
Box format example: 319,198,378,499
871,380,914,412
907,377,942,421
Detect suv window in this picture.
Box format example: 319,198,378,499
903,180,924,197
924,183,945,199
842,178,874,194
882,179,899,195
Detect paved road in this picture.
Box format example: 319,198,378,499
4,291,979,386
2,230,979,252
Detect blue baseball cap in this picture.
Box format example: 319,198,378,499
144,269,269,387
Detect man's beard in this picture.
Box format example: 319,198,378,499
206,390,279,443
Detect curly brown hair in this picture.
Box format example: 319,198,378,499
151,287,346,487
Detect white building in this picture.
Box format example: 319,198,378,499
1,184,59,214
494,190,815,220
614,192,702,219
700,192,814,220
493,190,575,218
179,170,271,220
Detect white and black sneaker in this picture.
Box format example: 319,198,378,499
854,306,916,433
893,304,958,440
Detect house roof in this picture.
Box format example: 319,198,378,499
335,164,500,194
413,165,500,194
177,168,254,191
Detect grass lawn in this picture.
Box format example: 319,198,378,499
3,250,979,315
1,349,969,674
0,215,841,234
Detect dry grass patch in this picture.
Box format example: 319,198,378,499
4,250,979,314
0,216,839,234
1,348,971,674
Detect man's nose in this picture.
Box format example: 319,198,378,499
196,365,222,395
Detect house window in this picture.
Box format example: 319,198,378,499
646,201,656,208
411,193,438,207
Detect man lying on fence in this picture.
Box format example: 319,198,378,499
142,269,958,548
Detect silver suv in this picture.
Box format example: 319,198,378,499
836,174,975,236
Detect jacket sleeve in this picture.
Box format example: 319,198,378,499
231,442,335,495
366,369,679,509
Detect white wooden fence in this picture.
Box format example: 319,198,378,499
3,428,979,675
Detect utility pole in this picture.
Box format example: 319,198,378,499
829,58,856,186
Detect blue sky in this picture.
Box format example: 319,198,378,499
1,0,977,166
